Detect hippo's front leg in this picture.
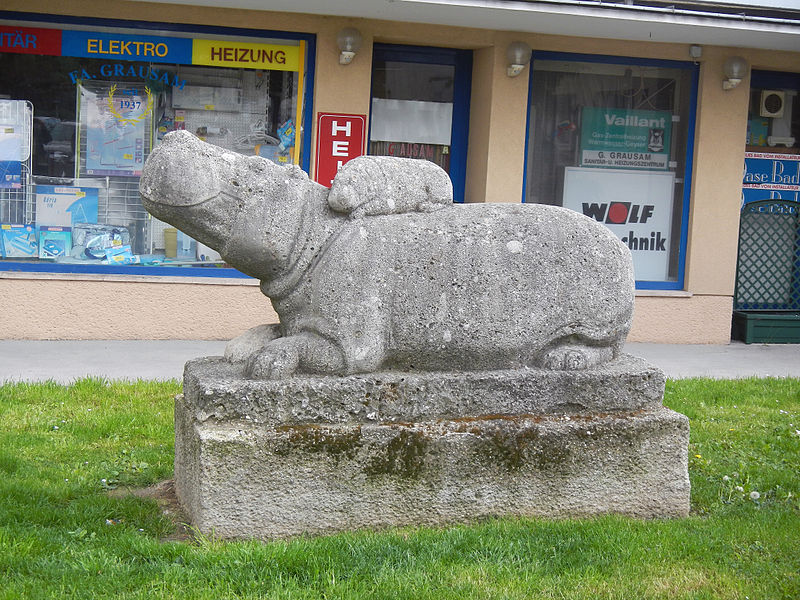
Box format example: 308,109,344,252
245,333,346,379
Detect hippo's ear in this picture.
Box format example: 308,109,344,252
328,156,452,218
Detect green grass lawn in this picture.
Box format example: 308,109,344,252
0,377,798,599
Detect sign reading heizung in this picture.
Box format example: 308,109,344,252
580,107,672,170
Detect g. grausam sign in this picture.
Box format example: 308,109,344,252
580,107,672,170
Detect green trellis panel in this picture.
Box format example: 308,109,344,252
734,200,800,312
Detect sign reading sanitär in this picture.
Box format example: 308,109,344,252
580,107,672,171
563,167,675,281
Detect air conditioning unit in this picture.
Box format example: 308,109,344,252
760,90,785,118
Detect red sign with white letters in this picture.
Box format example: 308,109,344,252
314,112,366,187
0,26,62,56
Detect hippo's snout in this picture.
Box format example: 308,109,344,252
140,131,247,257
140,131,223,213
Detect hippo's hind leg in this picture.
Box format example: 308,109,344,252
245,333,346,379
540,337,620,370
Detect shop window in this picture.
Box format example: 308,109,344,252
0,15,313,276
524,53,698,289
369,44,471,203
742,70,800,208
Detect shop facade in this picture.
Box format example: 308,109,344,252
1,1,798,343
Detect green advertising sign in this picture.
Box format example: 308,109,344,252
579,107,672,170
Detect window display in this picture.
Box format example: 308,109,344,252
742,70,800,208
369,45,471,203
524,53,697,288
0,17,311,275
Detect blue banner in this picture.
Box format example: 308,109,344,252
61,30,193,64
742,152,800,205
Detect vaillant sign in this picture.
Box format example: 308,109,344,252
563,167,675,281
580,107,672,171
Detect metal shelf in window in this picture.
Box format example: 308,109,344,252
0,100,33,226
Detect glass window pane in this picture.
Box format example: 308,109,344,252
0,22,306,273
524,57,695,285
369,58,455,173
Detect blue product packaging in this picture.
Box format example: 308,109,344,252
748,118,769,146
73,223,131,260
0,224,37,258
38,226,72,259
103,244,141,264
278,119,295,151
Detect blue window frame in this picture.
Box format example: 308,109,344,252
0,11,316,279
523,51,699,290
369,44,471,203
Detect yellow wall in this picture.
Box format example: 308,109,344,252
1,0,799,343
465,40,530,204
0,273,276,340
686,47,751,297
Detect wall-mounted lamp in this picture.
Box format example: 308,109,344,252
506,41,532,77
722,56,748,90
337,27,363,65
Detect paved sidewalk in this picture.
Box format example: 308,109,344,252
0,339,797,384
627,342,799,379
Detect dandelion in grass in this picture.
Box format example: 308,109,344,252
750,491,760,501
736,486,744,492
723,475,730,482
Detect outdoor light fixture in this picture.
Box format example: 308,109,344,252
337,27,363,65
506,41,531,77
722,56,748,90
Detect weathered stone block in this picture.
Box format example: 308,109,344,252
175,357,689,540
182,354,666,426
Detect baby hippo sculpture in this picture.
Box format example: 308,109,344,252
141,131,634,379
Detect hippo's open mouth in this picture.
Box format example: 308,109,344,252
139,169,226,211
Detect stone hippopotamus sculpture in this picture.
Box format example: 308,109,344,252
140,131,634,379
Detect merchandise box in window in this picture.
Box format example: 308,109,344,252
38,226,72,260
35,185,99,228
73,223,130,261
748,118,769,146
0,224,37,258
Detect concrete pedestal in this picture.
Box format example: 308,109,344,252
175,356,689,540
